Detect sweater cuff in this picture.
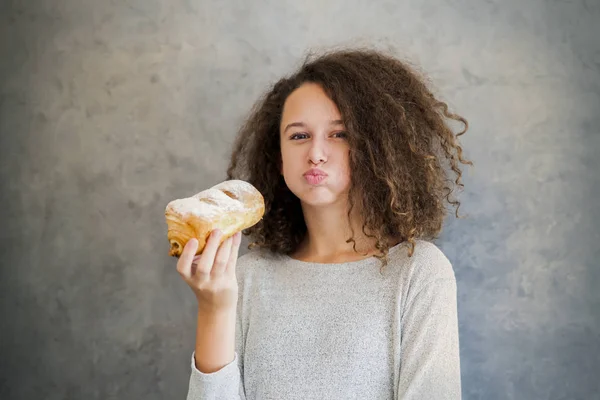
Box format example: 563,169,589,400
190,351,240,381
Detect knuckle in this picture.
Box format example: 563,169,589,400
214,252,228,264
195,262,211,275
214,255,227,265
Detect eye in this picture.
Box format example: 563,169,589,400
333,131,348,138
290,133,309,140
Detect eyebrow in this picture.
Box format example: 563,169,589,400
283,120,345,133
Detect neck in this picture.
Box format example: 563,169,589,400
296,199,378,260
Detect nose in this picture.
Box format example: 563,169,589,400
308,137,327,165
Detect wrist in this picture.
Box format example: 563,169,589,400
197,304,236,319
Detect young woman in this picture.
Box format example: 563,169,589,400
177,47,472,400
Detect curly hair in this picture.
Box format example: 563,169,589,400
225,46,473,268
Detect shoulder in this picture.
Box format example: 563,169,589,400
391,239,456,296
234,246,282,282
409,239,455,280
236,246,281,268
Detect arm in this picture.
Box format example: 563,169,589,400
194,309,236,374
186,304,246,400
396,277,461,399
180,232,246,400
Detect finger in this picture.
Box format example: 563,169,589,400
195,229,223,275
226,232,242,277
190,253,203,277
176,238,199,280
212,235,233,276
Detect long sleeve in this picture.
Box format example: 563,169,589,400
186,299,246,399
396,273,462,399
181,241,459,398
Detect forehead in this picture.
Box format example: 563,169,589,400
280,83,342,126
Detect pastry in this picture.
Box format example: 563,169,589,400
165,179,265,257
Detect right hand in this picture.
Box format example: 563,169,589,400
176,229,242,314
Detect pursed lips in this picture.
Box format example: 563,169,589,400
304,168,328,177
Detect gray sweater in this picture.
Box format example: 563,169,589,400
186,239,461,400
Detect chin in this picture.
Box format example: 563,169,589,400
300,195,339,207
293,185,347,207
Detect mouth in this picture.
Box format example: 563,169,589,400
304,174,327,185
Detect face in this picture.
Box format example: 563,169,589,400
279,82,351,207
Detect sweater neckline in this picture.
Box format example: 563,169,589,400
280,241,405,267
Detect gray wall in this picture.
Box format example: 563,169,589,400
1,0,598,399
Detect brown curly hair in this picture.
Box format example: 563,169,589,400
225,46,473,268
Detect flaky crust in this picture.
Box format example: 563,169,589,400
165,180,265,257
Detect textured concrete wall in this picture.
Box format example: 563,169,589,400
1,1,598,399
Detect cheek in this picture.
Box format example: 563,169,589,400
279,151,295,176
281,146,302,166
339,149,351,176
